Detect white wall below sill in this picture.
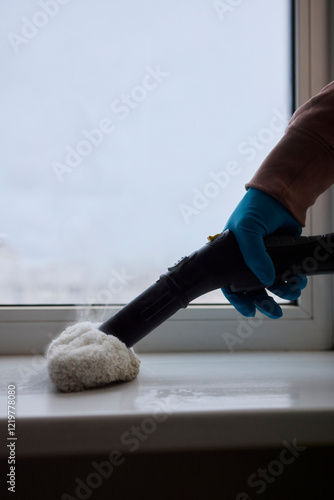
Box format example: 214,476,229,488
0,351,333,458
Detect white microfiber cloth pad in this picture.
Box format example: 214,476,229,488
46,321,140,392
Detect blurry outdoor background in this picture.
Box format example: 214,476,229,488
0,0,291,305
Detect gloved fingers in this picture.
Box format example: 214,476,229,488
248,289,283,319
222,287,282,319
295,274,308,289
234,230,276,286
268,275,308,301
222,276,307,319
221,286,256,317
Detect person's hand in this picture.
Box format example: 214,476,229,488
222,188,307,319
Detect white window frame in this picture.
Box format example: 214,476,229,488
1,0,333,355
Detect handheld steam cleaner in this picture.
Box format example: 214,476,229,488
47,230,334,391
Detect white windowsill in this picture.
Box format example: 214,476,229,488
0,351,334,458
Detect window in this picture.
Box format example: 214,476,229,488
0,0,332,353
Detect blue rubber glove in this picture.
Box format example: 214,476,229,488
222,188,307,319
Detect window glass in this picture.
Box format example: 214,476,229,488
0,0,292,305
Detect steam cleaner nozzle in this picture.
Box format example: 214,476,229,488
99,230,334,347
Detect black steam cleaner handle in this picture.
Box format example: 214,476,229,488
99,230,334,347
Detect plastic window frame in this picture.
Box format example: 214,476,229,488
0,0,333,355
